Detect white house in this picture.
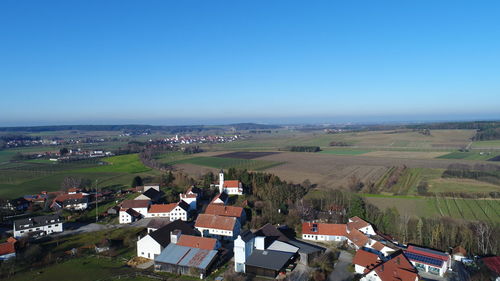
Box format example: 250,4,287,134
404,245,451,277
50,193,89,211
179,186,201,210
234,231,255,273
119,200,150,224
301,222,347,242
218,171,243,195
146,201,190,221
210,192,228,205
137,220,198,260
13,215,63,238
195,214,240,241
204,204,246,224
361,252,419,281
347,216,376,235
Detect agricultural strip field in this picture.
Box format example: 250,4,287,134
214,151,280,159
428,178,500,193
437,151,499,161
319,149,373,155
171,156,284,171
362,151,449,159
363,195,500,223
472,140,500,149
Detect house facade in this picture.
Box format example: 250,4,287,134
13,215,63,238
146,202,190,221
218,171,243,195
404,245,451,277
179,186,201,210
204,204,246,224
302,222,347,242
119,200,150,224
195,214,240,241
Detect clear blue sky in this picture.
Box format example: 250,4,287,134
1,0,499,126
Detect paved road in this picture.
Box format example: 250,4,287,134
329,251,354,281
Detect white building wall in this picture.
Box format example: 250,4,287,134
119,211,132,224
137,235,162,260
14,221,63,238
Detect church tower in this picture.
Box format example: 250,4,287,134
219,169,224,194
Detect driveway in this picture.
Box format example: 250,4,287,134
329,251,354,281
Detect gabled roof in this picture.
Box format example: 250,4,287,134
204,204,244,218
347,228,369,248
149,203,177,213
149,220,198,247
52,193,87,203
14,215,62,230
195,214,236,231
302,222,347,236
367,251,418,281
176,235,217,250
67,187,81,193
121,199,150,209
254,223,290,242
347,216,371,231
154,243,217,270
125,208,141,218
406,245,449,261
482,256,500,275
353,249,380,270
238,230,255,242
245,249,294,271
142,188,163,200
223,180,240,188
210,192,228,204
147,218,171,230
372,241,386,251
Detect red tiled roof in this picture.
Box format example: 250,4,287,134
0,242,15,256
347,228,369,248
6,237,17,244
176,235,217,250
353,249,380,270
406,245,449,261
223,180,240,188
369,252,419,281
149,203,177,213
302,222,347,236
67,187,81,193
372,241,386,251
195,214,236,231
53,193,86,202
120,200,150,209
205,204,243,218
482,256,500,275
452,246,467,256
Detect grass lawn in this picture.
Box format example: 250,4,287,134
76,154,151,173
428,178,500,193
472,140,500,149
437,151,498,160
172,156,284,171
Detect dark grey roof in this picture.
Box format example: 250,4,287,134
287,239,325,254
177,200,190,212
150,219,198,247
254,223,290,242
245,249,295,271
14,215,62,230
143,188,163,201
239,230,255,242
126,208,141,217
147,218,171,230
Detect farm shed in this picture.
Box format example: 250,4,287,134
245,249,296,278
154,244,218,279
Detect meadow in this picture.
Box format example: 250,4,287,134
169,156,283,171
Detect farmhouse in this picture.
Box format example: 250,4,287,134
135,188,164,202
195,214,240,241
146,201,190,221
347,216,376,235
346,228,370,250
13,215,63,238
176,235,220,250
137,220,197,260
119,200,150,223
218,170,243,195
50,193,89,211
404,245,451,277
0,238,17,260
210,192,228,205
301,222,347,242
154,243,218,279
361,251,419,281
179,186,201,210
204,204,246,224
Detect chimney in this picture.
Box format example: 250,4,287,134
171,230,181,244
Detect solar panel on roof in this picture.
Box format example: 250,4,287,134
412,246,448,257
405,252,443,267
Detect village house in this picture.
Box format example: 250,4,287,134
301,222,347,242
204,204,246,224
0,237,17,260
13,215,63,238
0,197,30,212
137,219,197,260
452,246,467,262
146,201,190,221
195,213,240,241
119,200,150,224
154,243,219,279
50,193,89,211
210,192,229,205
179,186,201,210
218,170,243,195
134,188,164,202
353,249,380,274
146,218,171,233
348,216,376,235
361,251,419,281
404,245,451,277
176,235,220,250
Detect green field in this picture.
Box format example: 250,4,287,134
77,154,151,173
319,149,372,155
172,156,284,171
472,140,500,148
437,151,498,160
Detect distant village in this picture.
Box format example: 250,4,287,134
1,169,497,281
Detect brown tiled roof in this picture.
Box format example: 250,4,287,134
347,228,369,248
205,204,243,218
302,222,347,236
452,246,467,256
353,249,380,270
223,180,240,188
120,200,150,209
369,251,419,281
0,242,15,256
372,241,386,251
176,235,217,250
347,216,371,231
53,193,86,202
195,214,236,231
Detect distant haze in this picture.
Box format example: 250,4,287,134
1,1,499,126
